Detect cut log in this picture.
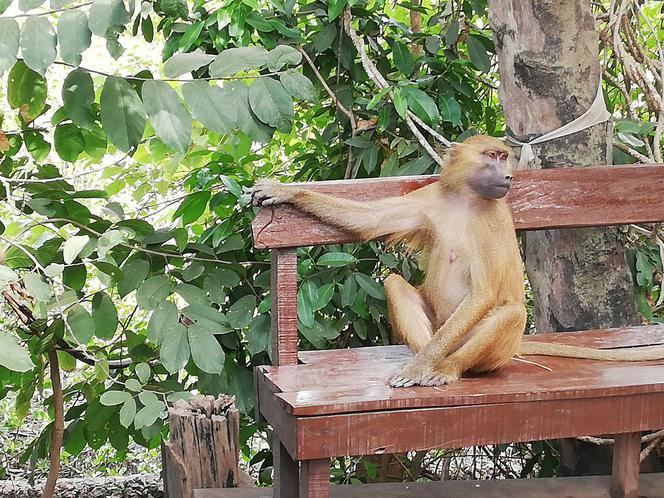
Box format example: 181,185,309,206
163,395,241,498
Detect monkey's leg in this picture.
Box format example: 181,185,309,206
385,274,434,353
389,304,525,387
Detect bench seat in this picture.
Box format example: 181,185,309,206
257,326,664,461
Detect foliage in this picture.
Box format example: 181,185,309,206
0,0,661,488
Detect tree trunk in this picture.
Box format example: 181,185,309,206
163,395,246,498
488,0,640,475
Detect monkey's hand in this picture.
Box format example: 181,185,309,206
251,179,298,207
388,354,460,388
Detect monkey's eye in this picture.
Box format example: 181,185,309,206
487,151,497,159
499,152,508,161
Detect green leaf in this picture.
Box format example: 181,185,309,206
314,23,337,53
0,18,19,76
66,304,95,345
63,235,90,264
280,70,315,101
92,292,118,340
392,41,414,76
175,283,208,305
188,323,225,374
328,0,347,21
100,390,130,406
126,378,142,391
297,280,316,328
225,82,274,143
209,46,268,77
439,94,461,125
182,81,235,135
57,10,92,66
7,61,47,121
172,191,210,224
118,259,149,297
0,265,19,288
314,282,335,311
354,273,385,300
96,229,124,258
160,323,189,373
163,49,215,78
392,87,407,119
247,315,270,356
54,123,86,162
0,333,34,372
133,394,164,429
63,264,86,291
119,396,136,428
88,0,130,37
249,77,294,133
367,87,390,110
24,273,52,301
23,131,50,162
466,35,491,72
0,0,12,12
402,87,440,125
62,69,95,129
182,262,205,282
148,300,178,345
299,320,339,349
135,363,150,383
444,20,459,46
100,76,147,153
20,16,57,75
317,252,358,267
136,275,172,310
227,295,256,329
82,125,108,159
266,45,302,72
19,0,45,10
142,80,192,153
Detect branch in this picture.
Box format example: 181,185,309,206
42,348,64,498
341,8,450,168
614,140,651,162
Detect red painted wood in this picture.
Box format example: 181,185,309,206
289,392,664,460
259,326,664,416
194,473,664,497
611,432,641,498
271,249,298,366
251,164,664,249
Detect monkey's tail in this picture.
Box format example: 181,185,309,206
519,341,664,361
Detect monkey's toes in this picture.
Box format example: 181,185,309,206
388,375,416,388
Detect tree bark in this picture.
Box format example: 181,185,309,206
488,0,640,475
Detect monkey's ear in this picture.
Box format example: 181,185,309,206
450,141,461,146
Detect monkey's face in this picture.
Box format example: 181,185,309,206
467,148,514,199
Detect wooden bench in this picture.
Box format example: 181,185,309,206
247,164,664,498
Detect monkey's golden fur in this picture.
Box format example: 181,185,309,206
253,135,664,387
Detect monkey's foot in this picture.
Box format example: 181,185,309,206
251,179,293,207
388,360,460,388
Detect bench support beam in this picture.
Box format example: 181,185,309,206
611,432,641,498
300,459,329,498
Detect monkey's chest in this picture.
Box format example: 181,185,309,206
422,245,470,319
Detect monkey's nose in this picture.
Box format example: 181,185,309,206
504,174,513,180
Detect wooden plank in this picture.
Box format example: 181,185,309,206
273,436,299,498
251,164,664,249
271,249,298,366
611,432,642,498
260,327,664,416
291,392,664,460
297,326,664,365
194,472,664,498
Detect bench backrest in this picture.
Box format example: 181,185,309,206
251,164,664,365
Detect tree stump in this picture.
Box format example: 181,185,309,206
163,395,241,498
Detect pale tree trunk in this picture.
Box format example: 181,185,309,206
488,0,641,475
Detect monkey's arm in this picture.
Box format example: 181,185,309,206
252,179,427,240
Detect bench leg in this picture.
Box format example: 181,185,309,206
611,432,641,498
300,459,329,498
274,436,299,498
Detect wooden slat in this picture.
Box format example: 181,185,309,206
194,473,664,498
251,164,664,249
291,392,664,459
260,326,664,416
271,249,298,366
